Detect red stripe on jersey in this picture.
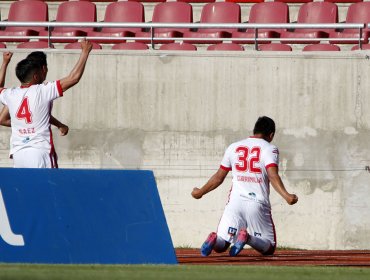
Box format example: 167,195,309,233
269,210,277,253
226,184,233,204
0,87,6,94
266,163,278,169
220,165,232,171
56,80,63,97
48,125,58,169
49,151,58,169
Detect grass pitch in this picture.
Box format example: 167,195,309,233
0,264,369,280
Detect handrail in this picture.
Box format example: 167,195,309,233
0,21,364,29
0,36,362,42
0,21,366,49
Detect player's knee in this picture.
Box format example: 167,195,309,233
214,242,230,253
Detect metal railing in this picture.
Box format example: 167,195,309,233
0,21,366,50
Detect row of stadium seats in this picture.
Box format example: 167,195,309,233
2,41,368,51
1,0,370,45
16,0,370,3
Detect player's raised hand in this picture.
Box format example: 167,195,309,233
80,38,93,53
191,187,203,199
286,194,298,205
2,52,13,64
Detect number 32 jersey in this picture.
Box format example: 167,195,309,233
220,137,279,208
0,81,63,156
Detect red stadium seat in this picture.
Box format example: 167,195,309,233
17,41,54,49
351,44,370,50
302,43,340,51
280,2,338,44
0,43,6,49
112,42,149,50
232,2,289,44
178,0,215,2
64,42,102,49
77,0,115,1
135,2,193,44
226,0,264,3
87,1,145,44
207,43,244,51
324,0,362,3
0,0,48,43
329,2,370,44
258,43,292,51
183,2,241,44
274,0,312,3
39,1,96,43
128,0,166,3
159,42,197,51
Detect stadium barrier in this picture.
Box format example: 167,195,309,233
0,168,177,264
0,22,366,49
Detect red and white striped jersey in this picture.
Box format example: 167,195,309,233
220,136,279,207
0,81,63,156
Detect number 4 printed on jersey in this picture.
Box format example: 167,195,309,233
235,146,262,173
16,97,33,124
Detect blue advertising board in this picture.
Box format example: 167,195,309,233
0,168,177,264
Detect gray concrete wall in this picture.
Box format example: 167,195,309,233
0,50,369,250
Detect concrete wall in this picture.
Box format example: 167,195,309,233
0,49,369,250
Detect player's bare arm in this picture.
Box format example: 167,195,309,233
0,52,13,89
59,39,93,92
191,168,229,199
0,106,11,127
50,116,69,136
0,53,13,127
267,166,298,205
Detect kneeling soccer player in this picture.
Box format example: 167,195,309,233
191,116,298,257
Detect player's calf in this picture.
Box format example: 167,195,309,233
214,240,230,253
247,235,275,256
261,244,276,256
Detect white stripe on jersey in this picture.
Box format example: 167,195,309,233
220,136,279,207
0,81,63,157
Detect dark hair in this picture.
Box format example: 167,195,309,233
26,51,47,68
15,58,42,83
253,116,276,136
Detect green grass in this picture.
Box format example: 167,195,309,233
0,264,369,280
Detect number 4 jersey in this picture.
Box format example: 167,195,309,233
0,81,63,157
220,136,279,208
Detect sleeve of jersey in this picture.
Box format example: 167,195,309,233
41,81,63,100
220,145,232,171
56,80,63,97
264,145,279,170
0,88,7,105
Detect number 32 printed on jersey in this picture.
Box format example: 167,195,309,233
16,97,33,124
235,146,262,173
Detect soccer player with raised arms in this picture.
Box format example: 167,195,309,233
0,39,92,168
0,52,69,137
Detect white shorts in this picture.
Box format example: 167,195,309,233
217,194,276,246
12,148,58,168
